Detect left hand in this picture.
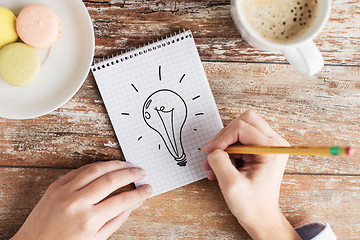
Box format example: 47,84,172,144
11,160,152,240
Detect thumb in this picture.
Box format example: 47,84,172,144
207,149,240,188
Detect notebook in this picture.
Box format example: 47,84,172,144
91,30,223,196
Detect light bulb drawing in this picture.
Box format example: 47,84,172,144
142,89,188,167
127,65,205,168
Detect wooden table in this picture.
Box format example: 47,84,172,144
1,0,359,239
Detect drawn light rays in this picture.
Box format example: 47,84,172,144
122,65,204,157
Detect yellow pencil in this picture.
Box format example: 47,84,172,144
224,144,356,156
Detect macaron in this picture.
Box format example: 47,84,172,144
0,43,41,87
16,4,62,49
0,7,18,48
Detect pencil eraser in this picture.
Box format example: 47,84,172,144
346,146,355,157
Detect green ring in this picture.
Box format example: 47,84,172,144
330,146,339,155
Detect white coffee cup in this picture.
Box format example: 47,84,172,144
231,0,331,76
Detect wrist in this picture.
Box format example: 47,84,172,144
238,209,302,240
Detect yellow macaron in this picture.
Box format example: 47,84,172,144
0,43,41,87
0,7,18,48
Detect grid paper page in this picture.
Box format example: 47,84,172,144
92,30,223,196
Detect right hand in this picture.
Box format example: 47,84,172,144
202,110,301,240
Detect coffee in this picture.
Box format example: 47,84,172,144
241,0,319,43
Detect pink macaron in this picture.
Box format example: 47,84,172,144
16,4,62,49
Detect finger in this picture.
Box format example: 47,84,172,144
205,119,272,153
207,150,241,188
207,170,217,180
203,160,216,179
205,158,241,180
95,185,152,222
202,120,241,152
95,209,132,240
67,160,133,191
95,203,142,240
78,168,146,204
239,110,278,138
54,164,94,187
210,125,228,142
203,160,211,171
210,118,241,143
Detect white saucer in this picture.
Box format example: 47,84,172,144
0,0,95,119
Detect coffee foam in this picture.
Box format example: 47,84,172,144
242,0,319,43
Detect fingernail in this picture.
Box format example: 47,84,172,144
200,145,209,152
137,168,145,176
207,172,215,181
125,162,133,168
144,185,153,193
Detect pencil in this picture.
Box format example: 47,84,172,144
224,144,356,156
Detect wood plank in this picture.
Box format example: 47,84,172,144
85,0,360,65
204,62,360,175
1,63,359,174
1,167,359,239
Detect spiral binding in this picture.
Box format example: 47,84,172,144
92,29,192,72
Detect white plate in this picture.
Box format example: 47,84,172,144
0,0,94,119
